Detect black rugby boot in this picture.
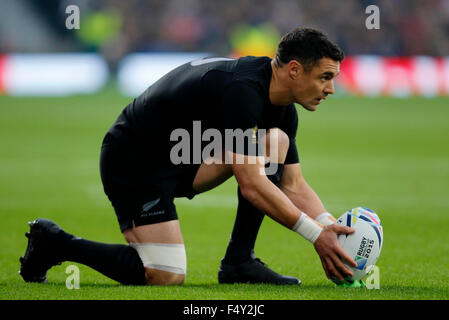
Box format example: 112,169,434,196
19,218,69,283
218,257,301,285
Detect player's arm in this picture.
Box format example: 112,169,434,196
280,163,336,224
220,84,301,228
230,151,303,228
230,152,357,282
277,106,336,226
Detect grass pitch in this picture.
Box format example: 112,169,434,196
0,89,448,300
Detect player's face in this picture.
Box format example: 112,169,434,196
291,57,340,111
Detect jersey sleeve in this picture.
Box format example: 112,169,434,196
219,82,264,156
281,104,300,164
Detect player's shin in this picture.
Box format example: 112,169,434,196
222,163,284,264
60,236,148,285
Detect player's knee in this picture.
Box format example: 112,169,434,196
131,242,187,286
144,268,185,286
265,128,289,162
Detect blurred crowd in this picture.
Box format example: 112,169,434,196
2,0,449,63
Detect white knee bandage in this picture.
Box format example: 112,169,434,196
130,243,187,275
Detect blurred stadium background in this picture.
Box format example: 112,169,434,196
1,0,449,96
1,0,449,299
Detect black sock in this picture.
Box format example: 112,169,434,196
223,164,284,265
57,233,147,285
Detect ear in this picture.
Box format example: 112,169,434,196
287,60,303,80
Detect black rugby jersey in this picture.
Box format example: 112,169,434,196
106,56,299,166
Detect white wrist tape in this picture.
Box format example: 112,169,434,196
130,243,187,275
316,212,335,226
292,213,323,243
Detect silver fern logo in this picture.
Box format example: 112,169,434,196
142,198,161,213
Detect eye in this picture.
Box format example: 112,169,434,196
321,74,334,81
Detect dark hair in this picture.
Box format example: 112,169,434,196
275,27,344,71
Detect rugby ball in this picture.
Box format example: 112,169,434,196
336,207,383,281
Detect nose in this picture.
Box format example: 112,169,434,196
324,80,335,95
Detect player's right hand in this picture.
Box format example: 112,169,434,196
313,224,358,282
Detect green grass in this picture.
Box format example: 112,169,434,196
0,89,448,300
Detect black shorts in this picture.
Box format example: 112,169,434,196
100,133,200,232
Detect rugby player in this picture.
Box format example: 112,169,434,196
20,28,358,286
